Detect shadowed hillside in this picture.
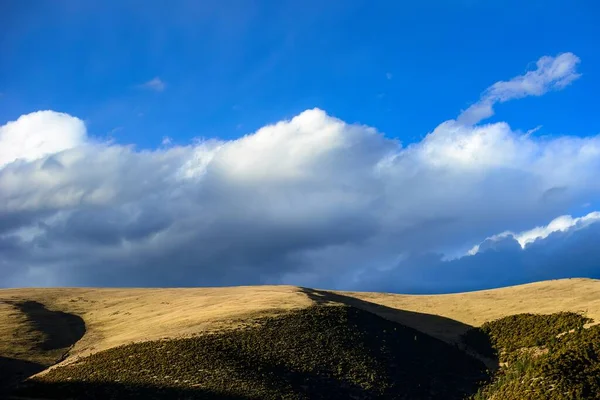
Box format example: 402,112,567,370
0,300,85,395
0,357,45,394
13,305,490,399
7,300,85,352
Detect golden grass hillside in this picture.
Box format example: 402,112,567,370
335,277,600,343
1,277,598,375
0,285,312,370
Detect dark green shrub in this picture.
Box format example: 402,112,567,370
466,313,599,400
542,325,600,399
463,312,590,360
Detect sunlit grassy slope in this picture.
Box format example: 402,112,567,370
335,277,600,343
1,277,598,374
0,285,312,370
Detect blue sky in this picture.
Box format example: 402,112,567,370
2,1,599,147
1,1,600,291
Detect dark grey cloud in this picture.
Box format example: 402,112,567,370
355,220,600,294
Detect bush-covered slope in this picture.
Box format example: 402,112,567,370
463,313,599,399
463,312,591,360
15,305,489,400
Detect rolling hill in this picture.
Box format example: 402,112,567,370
1,278,599,399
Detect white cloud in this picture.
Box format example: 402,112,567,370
0,111,86,168
458,53,581,125
139,77,166,92
0,52,599,290
515,211,600,248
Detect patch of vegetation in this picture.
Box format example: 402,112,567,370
464,313,599,399
15,305,489,399
542,325,600,399
463,312,590,361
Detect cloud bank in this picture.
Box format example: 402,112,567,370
1,53,599,291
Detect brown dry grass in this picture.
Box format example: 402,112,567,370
0,285,311,371
0,301,52,365
336,277,600,343
1,278,598,374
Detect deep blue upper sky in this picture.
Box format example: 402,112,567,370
2,0,599,148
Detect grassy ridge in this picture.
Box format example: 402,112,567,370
16,305,488,399
463,313,599,399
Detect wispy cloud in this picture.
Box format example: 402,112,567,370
386,72,393,80
524,125,542,138
515,212,600,248
138,77,166,92
458,52,581,125
108,126,123,136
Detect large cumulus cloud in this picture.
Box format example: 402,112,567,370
1,52,599,290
